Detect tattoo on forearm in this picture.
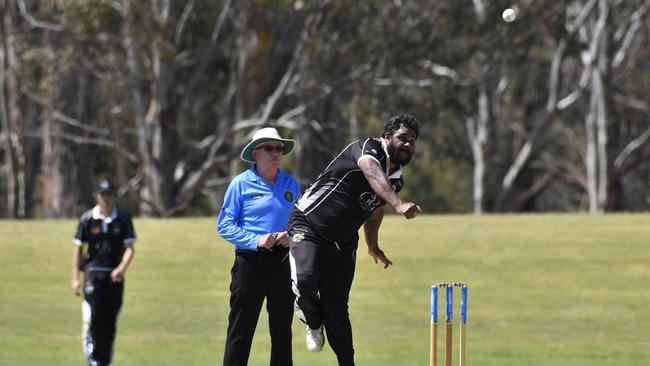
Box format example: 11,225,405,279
364,162,399,204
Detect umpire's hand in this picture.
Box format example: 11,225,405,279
258,233,277,250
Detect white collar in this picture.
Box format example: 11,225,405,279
388,169,402,179
380,138,391,176
92,205,117,221
381,137,402,179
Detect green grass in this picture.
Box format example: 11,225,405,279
1,214,649,365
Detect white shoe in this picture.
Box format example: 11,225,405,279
305,325,325,352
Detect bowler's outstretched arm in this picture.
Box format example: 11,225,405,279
358,158,421,219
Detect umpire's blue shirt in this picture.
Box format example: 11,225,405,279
217,166,300,252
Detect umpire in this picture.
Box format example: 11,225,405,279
71,179,136,366
217,127,301,366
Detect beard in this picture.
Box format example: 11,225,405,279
387,143,414,166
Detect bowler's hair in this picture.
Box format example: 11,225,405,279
383,113,419,138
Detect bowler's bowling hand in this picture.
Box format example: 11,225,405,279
396,201,422,219
368,247,393,269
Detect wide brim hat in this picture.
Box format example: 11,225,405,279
240,127,295,163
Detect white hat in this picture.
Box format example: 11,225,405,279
240,127,295,163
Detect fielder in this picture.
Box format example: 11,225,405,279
71,180,136,366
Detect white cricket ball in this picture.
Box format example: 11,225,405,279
502,8,517,22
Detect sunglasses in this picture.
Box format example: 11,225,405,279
256,145,284,153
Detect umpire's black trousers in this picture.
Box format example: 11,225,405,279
223,249,294,366
83,270,123,366
289,216,358,366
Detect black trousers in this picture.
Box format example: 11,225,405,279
82,271,123,366
289,221,358,366
223,249,294,366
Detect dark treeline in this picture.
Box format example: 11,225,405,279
1,0,648,218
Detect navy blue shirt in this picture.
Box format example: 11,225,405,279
74,206,136,272
217,166,300,252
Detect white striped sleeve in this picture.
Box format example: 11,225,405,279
357,154,380,166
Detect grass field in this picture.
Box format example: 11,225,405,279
1,214,649,366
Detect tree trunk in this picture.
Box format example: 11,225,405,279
584,0,610,213
294,92,346,188
142,50,179,212
466,71,492,215
41,65,66,217
1,0,18,218
1,0,42,218
596,0,610,212
0,41,17,218
41,34,92,217
585,81,599,212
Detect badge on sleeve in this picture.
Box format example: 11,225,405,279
292,232,305,242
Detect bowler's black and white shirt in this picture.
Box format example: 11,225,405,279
295,137,403,243
74,206,136,273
